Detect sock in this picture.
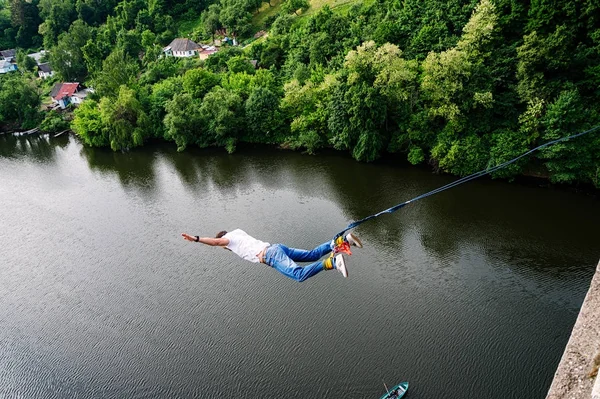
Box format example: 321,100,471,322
323,255,335,270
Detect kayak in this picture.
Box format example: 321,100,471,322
379,381,408,399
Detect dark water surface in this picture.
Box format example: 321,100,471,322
0,134,599,399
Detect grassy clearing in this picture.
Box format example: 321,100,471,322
304,0,353,15
177,0,368,40
252,0,370,30
252,0,284,30
177,16,203,37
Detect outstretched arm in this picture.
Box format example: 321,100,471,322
181,233,229,247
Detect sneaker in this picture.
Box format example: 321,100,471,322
335,254,348,278
345,232,363,248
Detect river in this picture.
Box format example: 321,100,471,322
0,133,599,398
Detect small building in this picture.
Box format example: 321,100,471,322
70,87,94,106
198,45,218,60
0,49,16,62
37,63,54,79
50,82,92,109
163,38,202,58
27,50,48,65
0,59,17,74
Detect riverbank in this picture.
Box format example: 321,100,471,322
547,260,600,398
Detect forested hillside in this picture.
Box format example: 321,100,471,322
1,0,599,187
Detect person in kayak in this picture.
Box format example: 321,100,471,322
181,229,362,282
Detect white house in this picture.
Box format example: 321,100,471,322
37,63,54,79
163,38,202,57
70,87,94,106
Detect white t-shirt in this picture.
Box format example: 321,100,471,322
224,229,270,263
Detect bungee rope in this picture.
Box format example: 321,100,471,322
333,124,600,240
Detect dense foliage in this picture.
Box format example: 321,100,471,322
1,0,599,186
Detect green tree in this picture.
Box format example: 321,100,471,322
0,3,16,49
538,89,600,186
201,4,221,42
38,0,77,47
164,92,202,151
40,110,70,133
226,55,255,74
76,0,118,26
280,76,337,154
328,41,419,161
420,0,499,174
147,75,184,138
270,13,295,36
99,85,150,151
50,19,93,81
421,0,497,122
281,0,309,15
199,86,244,152
204,46,243,73
92,48,140,98
244,86,282,142
182,67,220,99
16,50,37,72
0,74,40,129
219,0,252,37
9,0,42,48
72,99,107,146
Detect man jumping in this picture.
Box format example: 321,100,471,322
181,229,363,282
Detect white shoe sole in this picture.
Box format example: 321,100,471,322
347,233,363,248
335,254,348,278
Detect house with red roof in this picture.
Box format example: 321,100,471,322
50,82,93,109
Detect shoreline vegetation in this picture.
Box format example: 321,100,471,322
0,0,598,188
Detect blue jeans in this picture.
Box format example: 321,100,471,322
264,242,333,282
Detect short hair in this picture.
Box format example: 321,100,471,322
215,230,227,238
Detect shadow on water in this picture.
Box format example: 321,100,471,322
79,144,158,193
0,134,18,157
415,177,600,264
0,133,65,162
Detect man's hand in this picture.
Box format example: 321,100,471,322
181,233,198,242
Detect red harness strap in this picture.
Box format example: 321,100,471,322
333,241,352,256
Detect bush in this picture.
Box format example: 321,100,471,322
40,110,70,133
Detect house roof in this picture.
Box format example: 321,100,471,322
50,83,63,98
38,63,53,73
0,59,14,69
27,50,47,64
51,82,80,100
199,48,218,56
72,88,92,99
164,38,201,52
0,49,16,59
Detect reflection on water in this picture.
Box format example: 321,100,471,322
0,134,598,399
0,133,67,161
